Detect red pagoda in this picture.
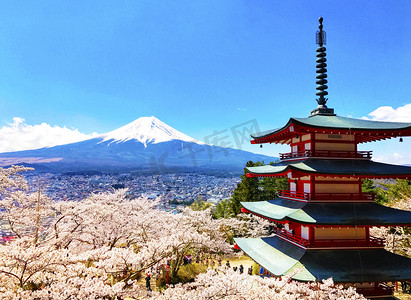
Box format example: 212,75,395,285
234,18,411,298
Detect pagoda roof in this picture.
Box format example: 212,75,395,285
246,158,411,179
251,115,411,144
234,236,411,282
241,199,411,226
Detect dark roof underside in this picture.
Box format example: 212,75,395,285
241,199,411,225
235,236,411,282
246,158,411,178
251,115,411,140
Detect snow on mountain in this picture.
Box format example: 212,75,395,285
100,116,203,147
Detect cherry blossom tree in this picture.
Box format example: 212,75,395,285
0,166,366,299
0,166,239,297
155,268,365,300
370,196,411,257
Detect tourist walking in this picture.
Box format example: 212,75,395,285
145,274,152,291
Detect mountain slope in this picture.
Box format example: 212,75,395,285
0,117,277,174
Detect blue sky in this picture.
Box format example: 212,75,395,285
0,1,410,164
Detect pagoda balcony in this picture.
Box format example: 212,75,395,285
273,227,310,248
279,150,372,160
273,227,384,249
357,283,394,298
308,236,384,248
279,190,375,202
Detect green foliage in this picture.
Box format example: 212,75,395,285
189,198,212,211
251,262,260,275
260,176,288,200
158,262,208,286
213,199,233,219
169,199,193,206
228,161,263,216
214,161,288,218
361,178,375,192
23,281,41,291
382,179,411,202
374,189,390,205
363,179,411,205
361,178,390,205
176,263,207,283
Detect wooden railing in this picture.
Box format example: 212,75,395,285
309,236,384,248
273,227,310,247
310,192,375,201
279,190,375,202
279,190,310,200
357,283,393,297
279,150,372,160
273,227,384,249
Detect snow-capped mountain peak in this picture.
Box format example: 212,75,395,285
100,116,202,147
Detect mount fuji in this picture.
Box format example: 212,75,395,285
0,117,276,174
101,116,203,147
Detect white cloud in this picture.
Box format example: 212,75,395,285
359,103,411,165
373,151,411,166
0,117,100,153
363,103,411,122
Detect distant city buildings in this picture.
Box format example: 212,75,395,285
25,172,239,211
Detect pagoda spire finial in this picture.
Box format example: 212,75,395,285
311,17,335,117
316,17,328,106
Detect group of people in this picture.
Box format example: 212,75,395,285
144,256,266,293
401,281,411,294
225,260,254,275
196,253,224,268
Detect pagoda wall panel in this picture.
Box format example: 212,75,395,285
301,134,311,141
315,183,359,193
315,227,366,240
315,133,355,141
316,176,358,181
315,142,355,151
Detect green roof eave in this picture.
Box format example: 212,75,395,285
246,164,289,175
246,158,411,178
241,200,316,223
246,161,316,176
234,236,315,280
242,199,411,226
300,249,411,282
293,115,411,131
251,115,411,140
250,119,293,139
303,202,411,225
288,209,317,224
235,236,411,282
